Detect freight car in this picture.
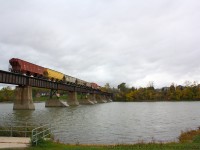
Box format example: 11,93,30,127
76,78,87,86
86,82,92,87
9,58,100,89
44,68,64,81
91,82,100,89
64,74,76,83
9,58,46,77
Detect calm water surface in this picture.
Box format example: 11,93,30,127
0,102,200,144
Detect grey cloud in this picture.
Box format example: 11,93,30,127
0,0,200,88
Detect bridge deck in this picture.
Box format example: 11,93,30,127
0,69,112,96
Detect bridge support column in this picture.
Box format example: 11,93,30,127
45,99,68,107
96,95,106,103
107,96,113,102
88,93,97,104
79,93,94,105
45,90,68,107
104,96,110,102
13,86,35,110
67,91,79,106
102,95,108,102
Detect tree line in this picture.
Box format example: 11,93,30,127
101,81,200,101
0,87,50,102
1,81,200,102
0,86,15,102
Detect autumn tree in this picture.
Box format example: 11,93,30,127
0,86,15,102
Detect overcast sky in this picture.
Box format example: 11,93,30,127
0,0,200,88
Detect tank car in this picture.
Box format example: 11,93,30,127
9,58,46,77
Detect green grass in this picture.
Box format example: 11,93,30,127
27,141,200,150
33,96,49,101
193,135,200,143
26,128,200,150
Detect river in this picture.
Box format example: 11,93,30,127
0,102,200,144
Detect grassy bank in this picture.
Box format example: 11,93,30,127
27,128,200,150
27,142,200,150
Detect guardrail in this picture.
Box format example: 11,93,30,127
0,121,53,146
31,124,53,146
0,121,36,137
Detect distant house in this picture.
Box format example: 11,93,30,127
36,93,40,98
36,92,49,97
176,85,184,90
162,87,170,91
155,88,162,92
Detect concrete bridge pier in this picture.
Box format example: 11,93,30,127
89,93,98,104
45,95,69,107
105,96,112,102
102,95,108,103
96,95,107,103
45,99,68,107
45,90,68,107
67,91,79,106
13,86,35,110
78,93,94,105
107,96,113,102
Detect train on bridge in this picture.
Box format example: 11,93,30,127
9,58,100,89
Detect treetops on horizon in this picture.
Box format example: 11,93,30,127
101,81,200,101
1,80,200,101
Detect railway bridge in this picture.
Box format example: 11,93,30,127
0,70,113,110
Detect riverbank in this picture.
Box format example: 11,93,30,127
27,128,200,150
27,142,200,150
1,99,200,103
114,100,200,102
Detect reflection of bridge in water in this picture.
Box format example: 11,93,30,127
0,70,113,110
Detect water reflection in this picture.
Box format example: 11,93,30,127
12,110,34,122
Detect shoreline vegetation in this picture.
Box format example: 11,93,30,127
1,81,200,102
102,81,200,102
27,127,200,150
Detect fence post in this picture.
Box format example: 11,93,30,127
25,122,27,137
31,130,34,145
36,130,38,146
10,126,13,137
43,127,44,138
49,124,51,138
